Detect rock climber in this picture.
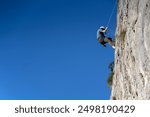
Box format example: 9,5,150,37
97,26,115,49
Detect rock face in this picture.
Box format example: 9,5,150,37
111,0,150,99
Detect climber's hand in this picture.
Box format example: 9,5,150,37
104,27,108,32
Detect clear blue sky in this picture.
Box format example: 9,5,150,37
0,0,116,100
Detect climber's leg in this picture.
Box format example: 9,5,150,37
104,37,115,49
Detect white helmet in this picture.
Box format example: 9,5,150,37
100,26,105,29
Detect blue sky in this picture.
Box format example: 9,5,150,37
0,0,116,99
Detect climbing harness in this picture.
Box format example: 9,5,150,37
106,0,117,29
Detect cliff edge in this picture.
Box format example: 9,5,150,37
111,0,150,99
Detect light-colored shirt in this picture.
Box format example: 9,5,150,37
97,29,105,39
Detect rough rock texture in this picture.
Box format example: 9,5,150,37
111,0,150,99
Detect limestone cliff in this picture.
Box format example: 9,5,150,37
111,0,150,99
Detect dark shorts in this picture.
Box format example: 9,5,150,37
98,37,106,45
98,37,112,44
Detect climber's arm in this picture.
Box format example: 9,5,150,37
101,27,108,33
104,27,108,33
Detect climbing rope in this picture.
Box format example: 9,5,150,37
106,0,117,28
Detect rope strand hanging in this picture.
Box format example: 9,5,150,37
106,0,117,28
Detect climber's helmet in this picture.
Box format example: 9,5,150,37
100,26,105,30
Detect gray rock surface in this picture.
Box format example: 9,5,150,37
111,0,150,99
